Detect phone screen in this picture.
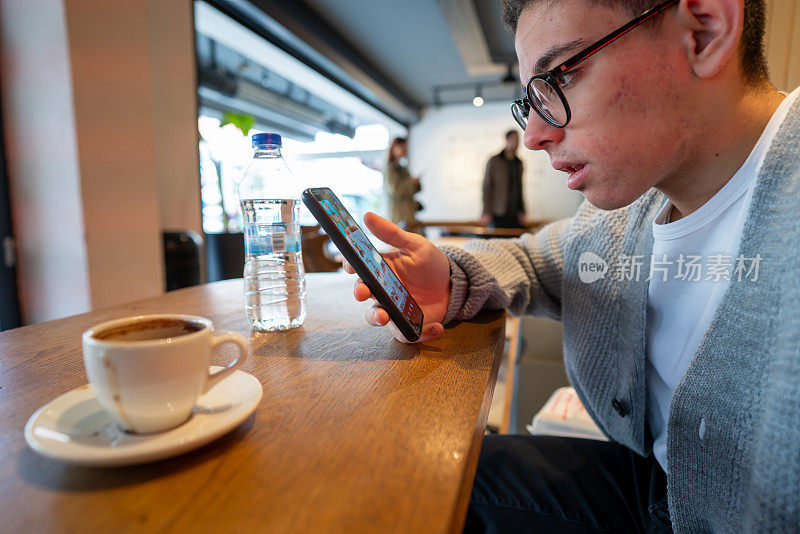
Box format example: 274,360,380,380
308,190,423,333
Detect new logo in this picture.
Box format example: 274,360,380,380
578,252,608,283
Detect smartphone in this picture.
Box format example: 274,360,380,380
302,187,424,342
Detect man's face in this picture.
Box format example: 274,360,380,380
506,132,520,152
515,0,696,209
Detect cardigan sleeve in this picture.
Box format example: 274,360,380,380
440,216,572,323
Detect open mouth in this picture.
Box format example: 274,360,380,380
552,161,586,175
564,164,585,175
551,161,589,190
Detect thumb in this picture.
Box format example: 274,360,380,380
389,321,445,344
363,212,416,251
418,322,445,343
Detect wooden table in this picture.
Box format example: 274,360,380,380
0,273,505,533
419,220,549,239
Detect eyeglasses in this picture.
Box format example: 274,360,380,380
511,0,678,129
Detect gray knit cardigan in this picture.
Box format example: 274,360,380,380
441,97,800,532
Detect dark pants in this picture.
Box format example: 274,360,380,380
491,214,524,229
463,435,672,533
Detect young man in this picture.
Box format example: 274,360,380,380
345,0,799,530
481,130,526,228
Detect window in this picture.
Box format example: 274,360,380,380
198,118,391,233
194,1,407,235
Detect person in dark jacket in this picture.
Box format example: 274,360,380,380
481,130,526,228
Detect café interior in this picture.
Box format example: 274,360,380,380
1,0,799,531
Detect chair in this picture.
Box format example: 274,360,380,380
204,227,340,282
300,225,341,273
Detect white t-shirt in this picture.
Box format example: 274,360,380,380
646,87,800,473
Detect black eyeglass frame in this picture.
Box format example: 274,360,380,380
512,0,679,129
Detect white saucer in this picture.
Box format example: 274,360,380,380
24,367,263,467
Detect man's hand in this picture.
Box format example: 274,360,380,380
342,212,451,343
480,213,492,225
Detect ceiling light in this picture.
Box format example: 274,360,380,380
473,85,484,107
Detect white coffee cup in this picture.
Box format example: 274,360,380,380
82,314,248,434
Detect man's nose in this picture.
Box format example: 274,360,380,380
523,115,564,150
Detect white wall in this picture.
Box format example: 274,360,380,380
408,101,584,223
0,0,92,323
1,0,200,324
64,0,164,310
149,1,203,235
766,0,800,92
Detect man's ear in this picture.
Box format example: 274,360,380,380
675,0,744,79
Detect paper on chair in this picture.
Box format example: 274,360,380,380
526,387,608,441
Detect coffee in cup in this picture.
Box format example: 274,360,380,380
82,314,249,433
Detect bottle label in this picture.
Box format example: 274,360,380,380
244,222,299,254
270,225,286,253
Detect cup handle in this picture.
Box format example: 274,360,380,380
203,332,249,394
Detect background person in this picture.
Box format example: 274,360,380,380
481,130,526,228
383,137,421,234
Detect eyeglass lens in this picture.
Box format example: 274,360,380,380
529,78,568,126
512,101,528,129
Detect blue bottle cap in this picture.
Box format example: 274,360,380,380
252,133,282,148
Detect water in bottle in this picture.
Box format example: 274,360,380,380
238,133,306,331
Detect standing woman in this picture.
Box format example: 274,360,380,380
383,137,421,234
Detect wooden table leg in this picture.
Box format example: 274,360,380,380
500,315,521,434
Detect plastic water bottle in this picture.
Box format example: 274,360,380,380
238,133,306,331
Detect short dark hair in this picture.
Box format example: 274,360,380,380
505,129,519,139
501,0,768,83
